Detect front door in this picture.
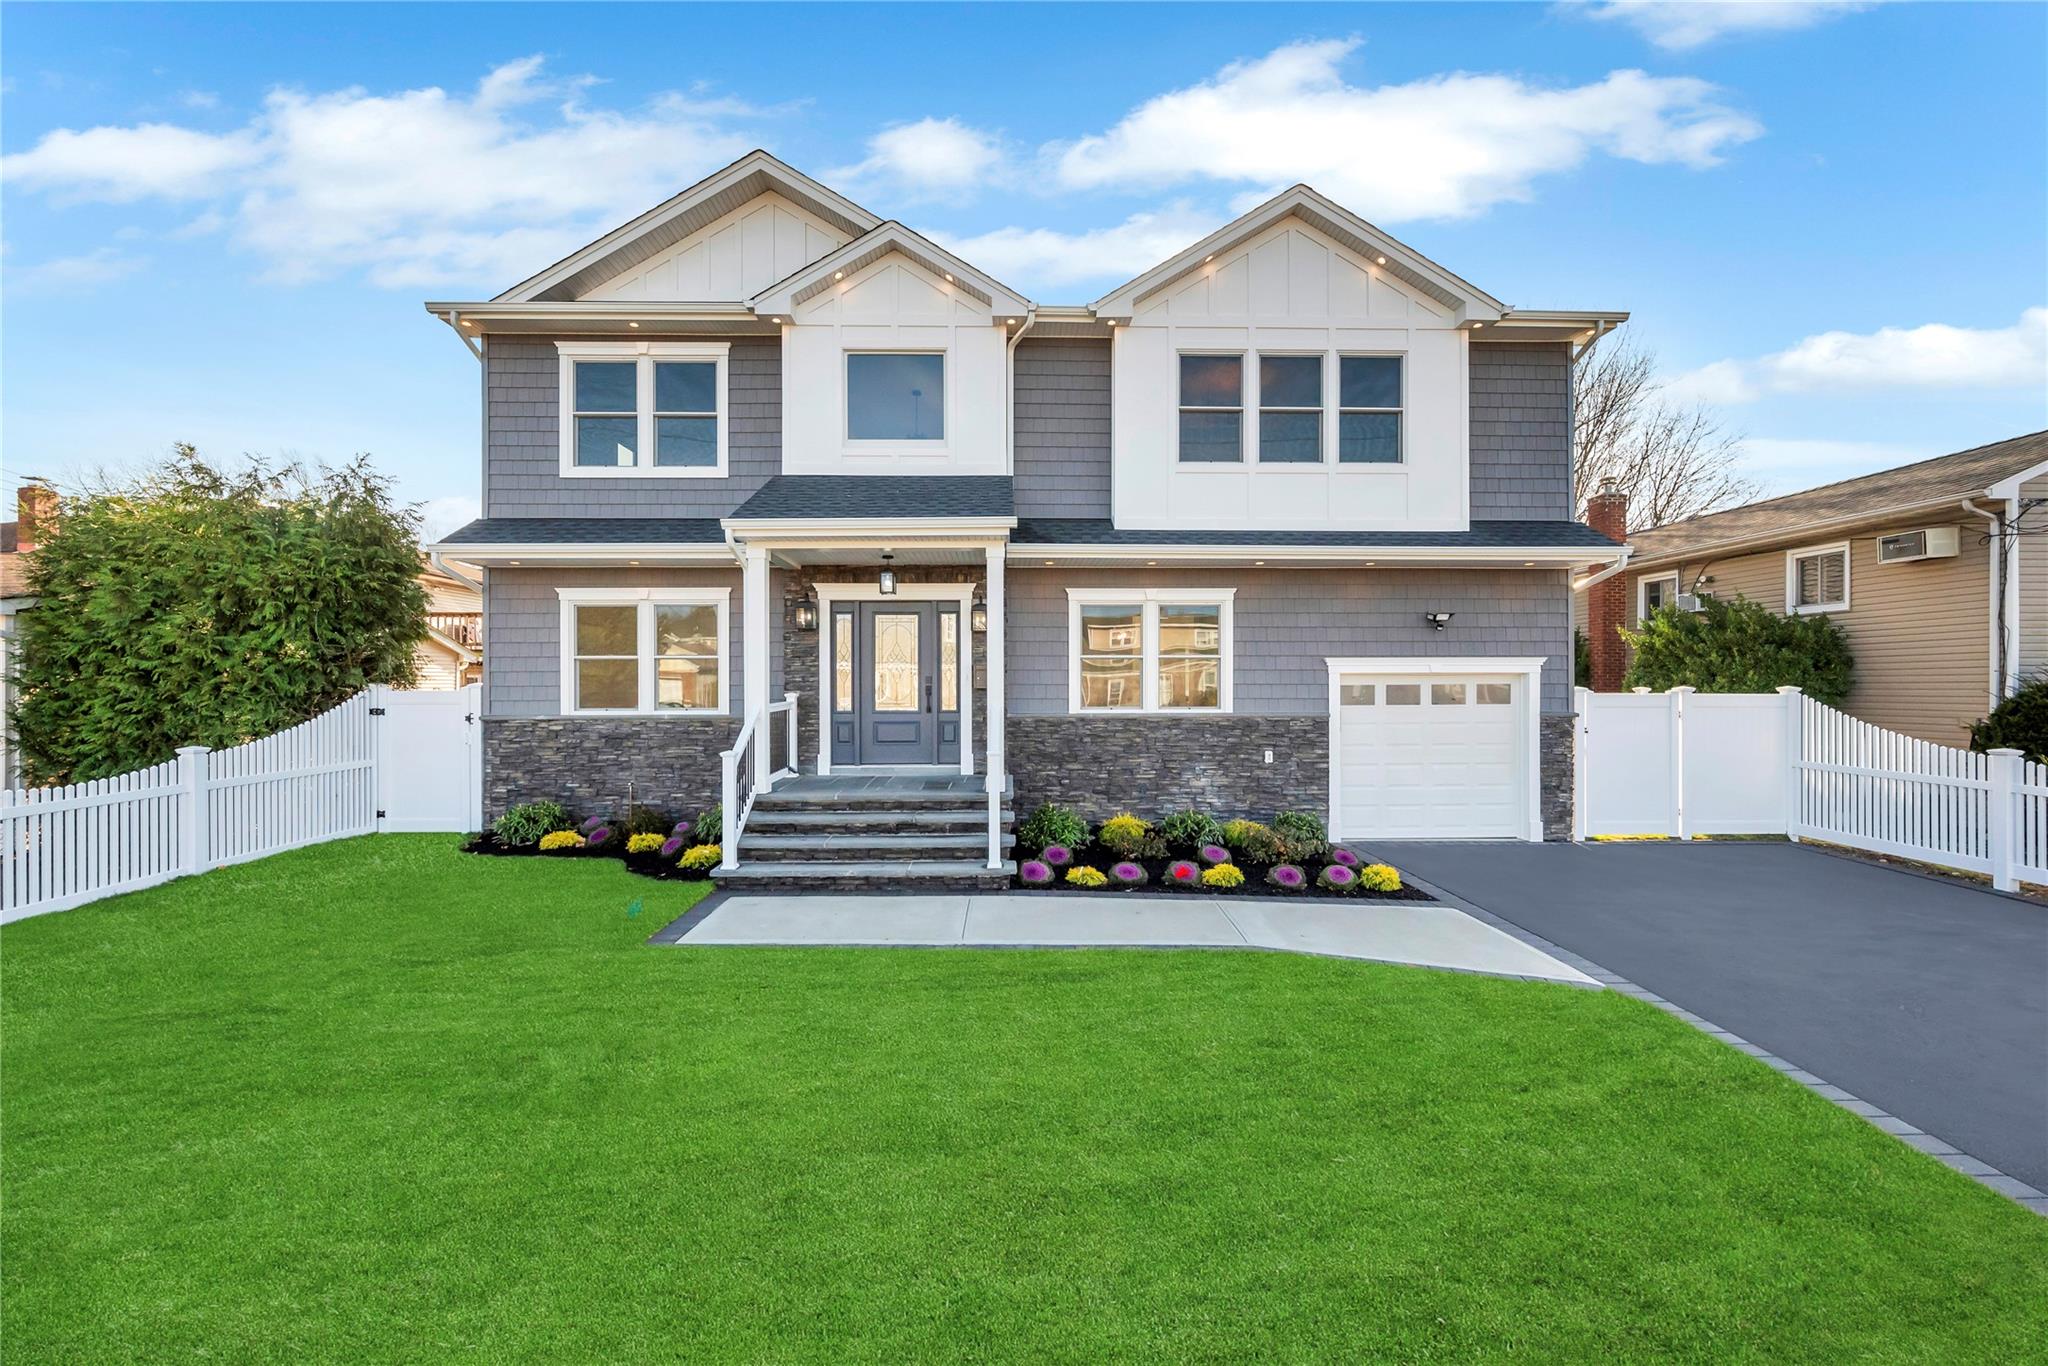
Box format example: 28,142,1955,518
830,603,962,766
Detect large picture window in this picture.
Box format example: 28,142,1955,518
847,352,945,441
1069,589,1234,713
558,587,731,715
557,342,729,478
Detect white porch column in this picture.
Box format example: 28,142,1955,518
984,544,1006,788
742,544,771,777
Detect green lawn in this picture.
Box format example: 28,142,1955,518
5,838,2043,1361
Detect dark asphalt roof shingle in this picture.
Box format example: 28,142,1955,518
433,518,727,547
728,475,1013,520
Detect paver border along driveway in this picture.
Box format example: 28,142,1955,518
1368,840,2048,1201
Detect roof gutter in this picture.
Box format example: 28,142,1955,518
1571,544,1633,593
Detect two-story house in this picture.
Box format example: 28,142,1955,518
426,151,1625,884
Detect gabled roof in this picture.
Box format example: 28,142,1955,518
494,150,883,304
1628,430,2048,565
1091,184,1507,322
749,222,1033,317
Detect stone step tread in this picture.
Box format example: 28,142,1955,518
747,809,1015,828
753,791,1005,810
721,860,1017,880
741,833,1015,852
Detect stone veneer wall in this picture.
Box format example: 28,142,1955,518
484,715,740,822
783,565,987,774
1006,715,1328,823
1539,713,1574,842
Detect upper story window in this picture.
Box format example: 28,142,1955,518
1259,356,1323,463
1787,543,1849,614
1338,356,1402,463
1178,354,1244,463
557,587,730,716
557,342,729,479
1068,588,1234,714
848,352,944,441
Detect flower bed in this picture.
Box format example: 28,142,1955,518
1009,806,1431,903
464,801,723,884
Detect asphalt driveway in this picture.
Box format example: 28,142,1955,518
1366,840,2048,1192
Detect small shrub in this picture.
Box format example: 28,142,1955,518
694,805,723,843
1265,864,1308,891
1621,591,1854,704
678,843,721,874
585,825,615,850
1108,861,1148,888
659,834,686,859
1274,811,1330,862
494,800,572,847
1159,809,1223,856
1330,847,1360,868
1065,866,1109,888
1220,819,1286,864
538,830,585,853
1019,860,1054,886
625,832,665,855
1201,864,1245,890
1972,674,2048,763
1164,860,1201,888
1095,812,1152,859
1018,803,1088,856
622,805,670,837
1318,864,1358,893
1040,844,1074,867
1357,863,1402,893
1198,843,1232,867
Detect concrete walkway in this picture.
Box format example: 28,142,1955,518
668,893,1596,985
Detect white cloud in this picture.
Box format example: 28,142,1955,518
936,204,1221,291
1578,1,1868,52
1045,38,1761,221
832,117,1007,203
1,57,757,288
1670,308,2048,404
178,89,221,110
5,246,146,292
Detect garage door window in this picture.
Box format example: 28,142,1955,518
1476,683,1512,705
1431,682,1466,705
1386,683,1421,705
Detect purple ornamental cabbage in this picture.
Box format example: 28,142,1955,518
1109,861,1147,887
1198,843,1232,866
1331,847,1361,868
1266,864,1308,890
660,835,686,859
1040,844,1073,867
672,818,695,836
1020,860,1054,885
1318,863,1357,892
1165,860,1201,887
581,815,609,834
586,825,614,848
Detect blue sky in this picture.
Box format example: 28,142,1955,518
4,1,2043,536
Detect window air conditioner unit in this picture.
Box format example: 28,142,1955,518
1674,593,1704,612
1877,527,1959,564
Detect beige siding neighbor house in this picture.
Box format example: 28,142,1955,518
1582,431,2048,748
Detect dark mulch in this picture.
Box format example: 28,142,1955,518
462,832,715,885
1014,853,1431,902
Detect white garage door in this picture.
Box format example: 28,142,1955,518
1335,673,1525,839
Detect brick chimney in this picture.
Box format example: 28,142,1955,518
16,480,56,553
1585,479,1629,692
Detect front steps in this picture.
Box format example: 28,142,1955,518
723,773,1015,892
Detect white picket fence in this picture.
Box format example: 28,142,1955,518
1,684,479,923
1576,685,2045,890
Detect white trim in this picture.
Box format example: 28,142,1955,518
723,517,1015,541
1324,655,1546,844
1065,587,1236,715
1785,541,1851,614
555,587,732,717
1637,571,1679,619
556,341,730,479
1014,544,1619,566
812,581,976,777
429,545,736,566
750,220,1033,316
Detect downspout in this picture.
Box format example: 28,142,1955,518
1004,308,1037,475
1571,546,1633,594
1963,497,2015,706
428,552,482,594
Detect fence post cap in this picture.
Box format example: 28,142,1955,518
1667,685,1697,695
1989,747,2025,757
174,744,211,757
1631,687,1652,695
1774,685,1804,696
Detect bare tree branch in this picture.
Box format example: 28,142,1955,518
1573,334,1757,529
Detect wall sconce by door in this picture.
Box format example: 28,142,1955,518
971,592,988,633
794,600,819,631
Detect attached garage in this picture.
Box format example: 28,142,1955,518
1326,657,1545,842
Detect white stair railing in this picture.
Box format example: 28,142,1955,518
719,693,797,872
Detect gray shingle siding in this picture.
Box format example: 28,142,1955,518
483,336,781,518
1469,341,1572,521
1013,337,1112,519
1006,566,1572,715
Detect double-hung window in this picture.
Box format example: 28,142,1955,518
1787,543,1849,614
557,342,729,477
1178,354,1244,462
1639,573,1679,618
1258,355,1323,463
1338,355,1403,463
1069,589,1234,713
558,588,730,715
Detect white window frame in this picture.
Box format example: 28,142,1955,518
1176,351,1246,464
1785,542,1850,614
1336,352,1405,466
1637,572,1679,619
843,349,949,452
556,341,729,479
1253,351,1326,466
1067,587,1235,714
556,587,731,716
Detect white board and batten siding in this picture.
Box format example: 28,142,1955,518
1,685,479,923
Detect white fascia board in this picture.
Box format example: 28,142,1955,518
748,222,1033,316
722,516,1017,540
1324,655,1546,677
1010,544,1619,565
1985,456,2048,501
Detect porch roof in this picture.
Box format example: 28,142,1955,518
728,475,1013,521
433,517,725,547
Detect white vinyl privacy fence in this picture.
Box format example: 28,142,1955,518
1576,685,2046,890
1,685,479,922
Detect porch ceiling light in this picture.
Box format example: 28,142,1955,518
879,552,898,596
1424,612,1455,632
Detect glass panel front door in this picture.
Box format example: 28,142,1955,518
872,613,920,712
828,601,964,767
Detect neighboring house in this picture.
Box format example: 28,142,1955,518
1578,431,2048,747
425,150,1625,876
0,481,56,788
414,555,484,689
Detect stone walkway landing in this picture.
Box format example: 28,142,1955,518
665,894,1596,985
